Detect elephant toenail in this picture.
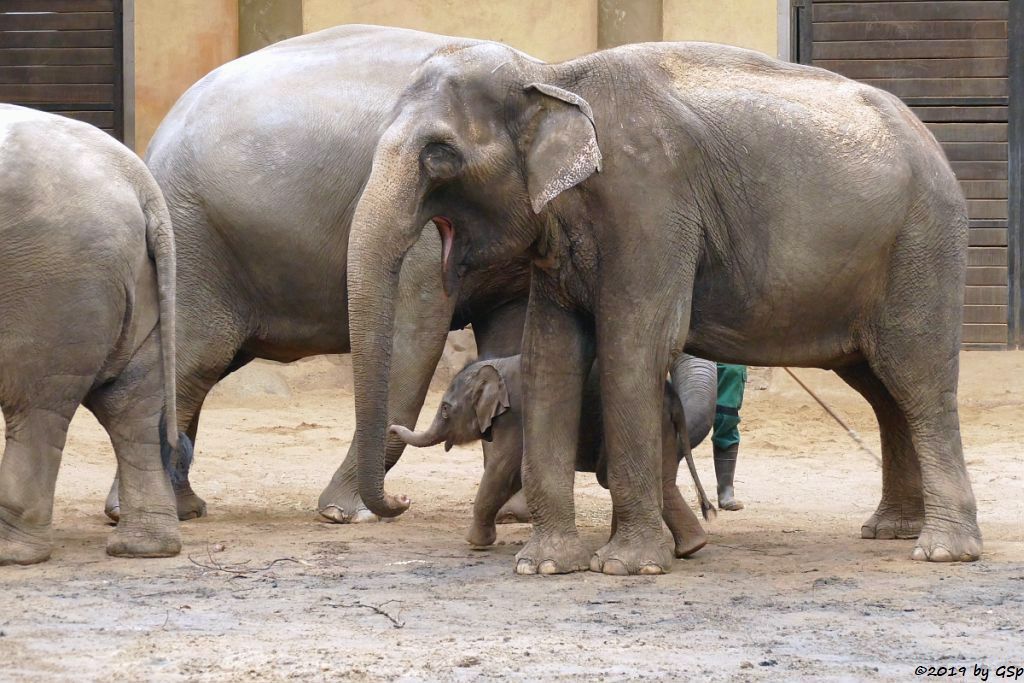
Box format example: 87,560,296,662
929,546,954,562
639,564,664,575
515,559,537,575
602,560,629,576
538,560,559,575
861,526,875,539
589,555,603,573
911,546,928,561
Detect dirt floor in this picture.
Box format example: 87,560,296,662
1,348,1023,681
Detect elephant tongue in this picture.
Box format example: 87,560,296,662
432,217,458,297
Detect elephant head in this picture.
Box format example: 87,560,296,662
347,44,603,517
388,361,511,451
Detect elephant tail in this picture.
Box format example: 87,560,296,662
139,175,179,460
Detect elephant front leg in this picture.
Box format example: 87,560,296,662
469,428,525,547
514,289,592,575
589,322,675,575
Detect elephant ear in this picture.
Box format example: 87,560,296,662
523,83,602,214
473,364,511,438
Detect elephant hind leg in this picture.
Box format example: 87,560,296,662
659,413,706,558
835,362,924,540
103,329,249,523
0,402,80,565
87,326,180,559
848,331,979,561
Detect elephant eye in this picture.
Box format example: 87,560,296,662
421,143,462,181
441,403,450,419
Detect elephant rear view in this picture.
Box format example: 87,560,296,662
0,105,181,565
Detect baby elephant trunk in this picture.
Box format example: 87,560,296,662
388,413,447,448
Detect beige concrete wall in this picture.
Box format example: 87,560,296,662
133,0,239,153
663,0,777,56
240,0,304,56
302,0,598,62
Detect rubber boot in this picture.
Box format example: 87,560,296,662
714,443,744,511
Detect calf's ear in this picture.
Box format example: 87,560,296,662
523,83,602,214
473,364,511,437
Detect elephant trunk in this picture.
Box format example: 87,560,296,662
388,412,448,448
347,118,429,518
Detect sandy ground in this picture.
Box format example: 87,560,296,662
1,349,1023,681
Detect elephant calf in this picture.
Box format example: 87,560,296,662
0,105,181,565
390,355,717,560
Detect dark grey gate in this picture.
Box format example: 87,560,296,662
0,0,124,141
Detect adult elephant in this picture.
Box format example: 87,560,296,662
346,41,980,574
105,25,532,523
0,105,180,564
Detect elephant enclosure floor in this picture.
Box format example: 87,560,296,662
2,351,1023,681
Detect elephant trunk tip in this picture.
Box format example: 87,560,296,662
388,422,446,448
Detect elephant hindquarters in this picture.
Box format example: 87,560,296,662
670,354,717,449
0,278,125,565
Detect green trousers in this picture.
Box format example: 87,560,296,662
712,363,747,450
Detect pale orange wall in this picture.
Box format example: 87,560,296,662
663,0,778,56
302,0,598,62
133,0,239,153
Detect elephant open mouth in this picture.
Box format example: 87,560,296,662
432,216,460,297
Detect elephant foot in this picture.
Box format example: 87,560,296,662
515,532,590,575
673,529,707,559
495,492,531,524
318,504,380,524
589,532,674,576
175,488,207,521
467,521,496,548
317,476,385,524
106,516,181,558
0,510,52,566
104,483,121,522
106,485,207,522
861,500,924,540
105,504,121,523
910,518,982,563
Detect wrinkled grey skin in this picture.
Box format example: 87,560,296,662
0,105,180,565
347,41,979,575
104,25,533,524
390,354,718,557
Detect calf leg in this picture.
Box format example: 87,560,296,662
661,416,706,558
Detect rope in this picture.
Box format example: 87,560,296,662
783,368,882,467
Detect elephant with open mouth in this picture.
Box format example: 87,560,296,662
105,25,541,524
345,40,979,575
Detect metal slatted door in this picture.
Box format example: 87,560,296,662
794,0,1020,347
0,0,123,140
